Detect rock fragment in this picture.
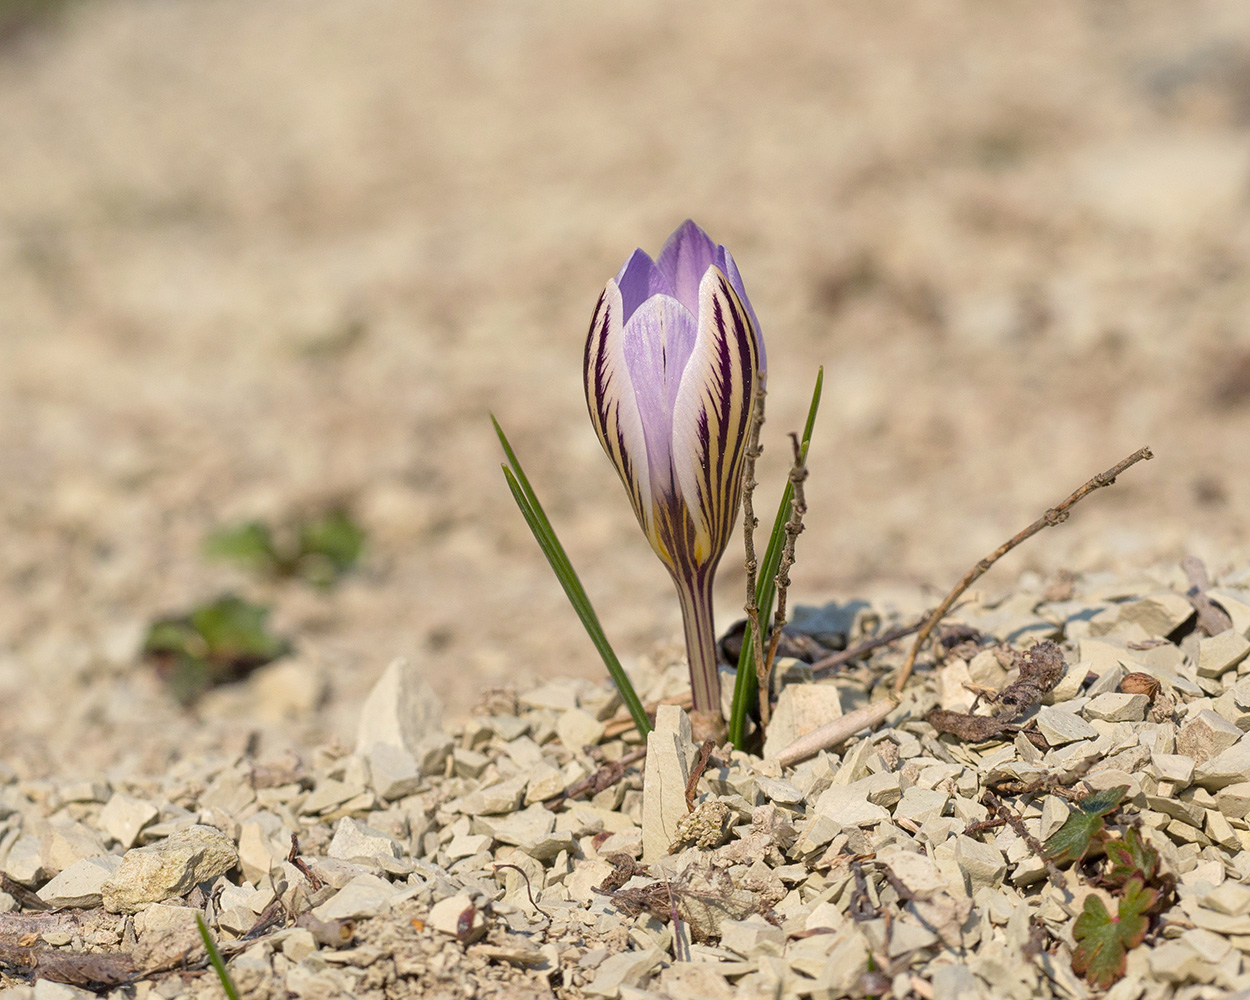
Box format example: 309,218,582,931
101,825,239,914
642,705,693,863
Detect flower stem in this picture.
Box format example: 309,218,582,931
675,571,720,715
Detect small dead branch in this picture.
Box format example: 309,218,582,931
895,446,1153,694
684,739,717,811
1182,555,1233,636
493,864,551,923
773,698,897,768
759,432,810,726
927,641,1065,743
982,790,1067,890
742,377,768,717
810,618,924,676
543,746,647,811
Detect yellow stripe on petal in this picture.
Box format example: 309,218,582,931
669,267,761,575
583,282,667,566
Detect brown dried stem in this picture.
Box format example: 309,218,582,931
759,432,809,725
893,446,1153,695
810,618,924,677
740,377,768,716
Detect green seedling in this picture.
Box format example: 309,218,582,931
1071,875,1157,990
1042,785,1127,866
144,595,290,705
205,509,365,588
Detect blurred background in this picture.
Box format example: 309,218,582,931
2,0,1250,775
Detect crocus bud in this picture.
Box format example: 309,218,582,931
584,220,765,718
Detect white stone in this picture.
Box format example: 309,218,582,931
1194,734,1250,790
762,684,843,759
354,657,444,756
1035,707,1098,746
1178,709,1242,765
37,856,122,908
1197,629,1250,678
1084,692,1149,723
327,817,402,863
1113,593,1194,637
97,793,158,850
427,893,487,941
101,825,238,914
720,914,785,958
584,948,663,997
556,708,605,751
642,705,693,863
366,742,422,800
809,782,890,828
314,873,402,921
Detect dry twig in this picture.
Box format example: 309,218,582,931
759,433,810,725
773,698,897,768
894,446,1153,695
741,378,768,712
810,618,924,676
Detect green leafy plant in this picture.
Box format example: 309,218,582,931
1071,875,1157,989
196,913,241,1000
206,508,365,589
143,595,290,705
728,368,823,748
1042,785,1127,865
1043,789,1174,989
492,416,651,737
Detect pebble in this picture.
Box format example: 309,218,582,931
366,743,422,801
1035,706,1099,745
1085,691,1150,723
762,683,843,759
36,855,122,908
97,793,158,849
642,705,693,863
312,872,402,921
354,657,445,756
556,707,606,751
1179,708,1243,764
327,817,402,862
101,824,239,914
1197,630,1250,679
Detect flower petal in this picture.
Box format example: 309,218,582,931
668,266,762,570
654,219,719,316
583,280,663,562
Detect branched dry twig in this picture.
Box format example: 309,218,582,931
741,377,768,711
894,446,1153,695
810,618,924,676
759,432,809,726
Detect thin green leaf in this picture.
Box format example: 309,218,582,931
196,913,241,1000
493,419,651,737
1043,785,1128,865
1071,875,1157,989
729,367,823,748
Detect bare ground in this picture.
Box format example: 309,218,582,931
2,0,1250,775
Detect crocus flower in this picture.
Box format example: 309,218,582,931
584,220,765,719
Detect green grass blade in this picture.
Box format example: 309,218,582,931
493,419,651,736
196,913,241,1000
729,367,824,748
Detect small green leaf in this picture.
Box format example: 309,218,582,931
144,595,290,706
1105,826,1160,886
204,521,277,570
1072,875,1157,989
1043,785,1128,865
206,509,366,588
297,509,366,587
